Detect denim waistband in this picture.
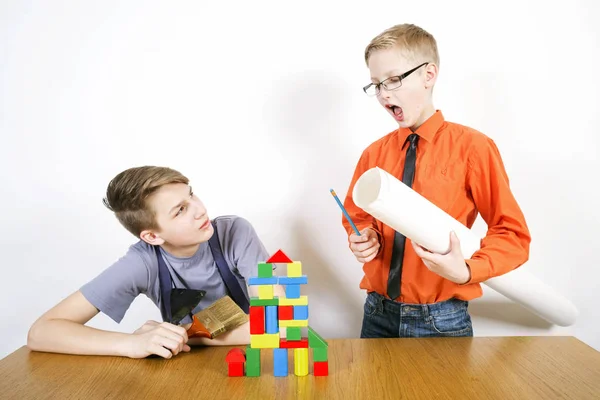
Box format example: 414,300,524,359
366,291,468,317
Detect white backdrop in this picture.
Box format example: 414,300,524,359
1,0,598,360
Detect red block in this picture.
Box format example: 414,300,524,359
314,361,328,376
249,306,265,334
226,348,246,377
266,249,293,263
228,362,244,377
278,305,294,320
279,338,308,348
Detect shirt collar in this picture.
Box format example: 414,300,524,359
397,110,445,144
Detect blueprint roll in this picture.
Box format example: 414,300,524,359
352,167,578,327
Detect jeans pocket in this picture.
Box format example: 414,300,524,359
430,308,472,336
364,293,382,317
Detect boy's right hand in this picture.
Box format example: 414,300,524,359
349,228,380,263
127,320,191,359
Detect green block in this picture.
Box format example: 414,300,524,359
258,263,273,278
312,347,328,362
246,346,261,377
286,327,301,341
250,297,279,306
308,326,328,348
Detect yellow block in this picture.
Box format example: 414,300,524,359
258,285,274,300
279,319,308,327
279,295,308,306
294,348,309,376
287,262,302,277
250,333,280,348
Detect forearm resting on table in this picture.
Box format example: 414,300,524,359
27,318,131,357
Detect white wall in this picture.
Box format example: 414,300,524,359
1,0,598,360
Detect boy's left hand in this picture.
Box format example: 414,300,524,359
411,231,471,284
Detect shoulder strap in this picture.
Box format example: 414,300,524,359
207,220,250,313
155,246,173,322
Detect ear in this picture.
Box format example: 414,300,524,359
424,63,438,89
140,230,165,246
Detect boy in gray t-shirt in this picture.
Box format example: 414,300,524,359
27,166,281,359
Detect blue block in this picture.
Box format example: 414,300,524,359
273,348,288,376
294,305,308,320
248,276,278,286
278,276,308,285
265,305,278,334
285,284,301,299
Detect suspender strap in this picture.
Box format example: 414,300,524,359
207,221,250,313
155,246,173,323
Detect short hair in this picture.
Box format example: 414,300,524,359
102,166,189,237
364,23,440,67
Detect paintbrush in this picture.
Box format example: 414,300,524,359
186,296,249,339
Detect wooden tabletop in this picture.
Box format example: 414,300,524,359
1,336,599,399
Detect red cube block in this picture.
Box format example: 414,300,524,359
314,361,328,376
278,305,294,320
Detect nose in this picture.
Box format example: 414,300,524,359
377,86,391,99
192,199,207,220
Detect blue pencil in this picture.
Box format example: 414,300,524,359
330,189,361,236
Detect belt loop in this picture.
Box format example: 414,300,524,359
422,303,430,320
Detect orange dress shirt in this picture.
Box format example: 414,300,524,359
342,110,531,304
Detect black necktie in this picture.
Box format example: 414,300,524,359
387,133,419,301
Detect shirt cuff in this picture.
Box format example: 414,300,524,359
464,258,489,284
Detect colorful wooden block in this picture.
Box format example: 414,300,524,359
265,305,278,334
228,362,244,377
308,326,328,348
287,261,302,277
312,347,328,362
249,306,265,335
294,348,309,376
250,297,278,306
273,348,288,377
286,326,302,341
313,361,328,376
293,305,308,320
250,333,280,348
258,262,273,278
279,319,308,327
280,338,308,348
248,276,278,285
245,346,261,377
285,284,301,299
226,348,246,377
278,305,294,320
278,276,308,285
279,296,308,306
258,285,274,300
267,249,293,263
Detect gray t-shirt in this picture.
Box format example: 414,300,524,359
80,215,270,324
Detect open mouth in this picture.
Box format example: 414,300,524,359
386,104,404,121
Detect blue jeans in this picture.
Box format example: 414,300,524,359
360,292,473,338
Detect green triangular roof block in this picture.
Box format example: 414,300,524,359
308,326,328,348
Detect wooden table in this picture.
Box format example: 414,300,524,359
1,336,599,399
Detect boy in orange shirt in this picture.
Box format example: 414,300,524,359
342,24,531,338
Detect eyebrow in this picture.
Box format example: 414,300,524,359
168,186,193,215
372,70,403,82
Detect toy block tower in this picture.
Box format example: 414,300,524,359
225,249,328,377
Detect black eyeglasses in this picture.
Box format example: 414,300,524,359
363,62,429,96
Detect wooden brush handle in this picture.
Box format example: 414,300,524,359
186,315,212,339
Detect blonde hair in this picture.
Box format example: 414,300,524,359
364,23,439,67
102,166,189,237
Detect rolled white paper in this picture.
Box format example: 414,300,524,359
352,167,578,327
